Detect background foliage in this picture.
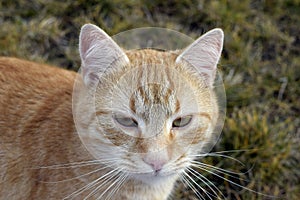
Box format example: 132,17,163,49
0,0,299,199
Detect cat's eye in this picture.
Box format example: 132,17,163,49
172,116,192,128
114,117,138,128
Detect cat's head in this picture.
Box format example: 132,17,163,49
75,24,223,183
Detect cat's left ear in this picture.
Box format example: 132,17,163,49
176,28,224,87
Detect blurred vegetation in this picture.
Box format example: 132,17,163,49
0,0,299,199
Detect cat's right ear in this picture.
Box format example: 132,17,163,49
79,24,129,87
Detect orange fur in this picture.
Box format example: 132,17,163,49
0,57,178,199
0,57,93,198
0,24,224,199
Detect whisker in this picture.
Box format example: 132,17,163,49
191,162,251,184
192,164,276,198
84,168,123,200
39,164,112,184
85,169,124,200
183,171,213,200
207,148,260,154
104,172,128,200
191,153,245,166
94,169,125,200
191,160,248,177
192,160,255,181
181,173,205,200
63,167,119,200
30,158,120,170
187,167,225,200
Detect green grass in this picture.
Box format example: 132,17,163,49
1,0,299,199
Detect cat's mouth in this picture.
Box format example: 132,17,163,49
127,169,181,185
130,169,179,180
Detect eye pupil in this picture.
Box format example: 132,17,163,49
172,116,192,128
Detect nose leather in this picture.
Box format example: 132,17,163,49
143,156,167,172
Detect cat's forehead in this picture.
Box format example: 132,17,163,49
125,49,179,65
113,49,200,119
124,49,183,89
125,51,179,120
101,49,208,120
130,83,180,121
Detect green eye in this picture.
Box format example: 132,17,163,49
115,117,138,127
172,116,192,128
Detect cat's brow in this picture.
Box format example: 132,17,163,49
196,112,212,121
95,110,110,116
129,84,179,118
124,50,180,115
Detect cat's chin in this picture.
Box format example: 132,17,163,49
130,171,179,185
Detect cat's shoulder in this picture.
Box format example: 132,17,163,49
0,57,76,84
0,57,77,103
0,57,75,76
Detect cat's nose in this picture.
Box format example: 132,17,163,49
143,157,167,172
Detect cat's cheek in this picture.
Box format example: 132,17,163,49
176,126,209,147
170,130,192,151
115,126,140,138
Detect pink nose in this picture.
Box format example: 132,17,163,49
143,158,166,172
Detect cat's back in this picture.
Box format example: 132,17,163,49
0,57,76,138
0,57,90,199
0,56,78,145
0,57,76,127
0,57,76,104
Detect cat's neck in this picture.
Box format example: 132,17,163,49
107,175,178,200
60,161,178,199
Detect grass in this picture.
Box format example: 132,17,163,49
1,0,299,199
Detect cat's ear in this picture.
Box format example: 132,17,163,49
79,24,129,87
176,28,224,87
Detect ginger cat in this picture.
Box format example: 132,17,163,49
0,24,223,199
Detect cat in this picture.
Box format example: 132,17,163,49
0,24,223,199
